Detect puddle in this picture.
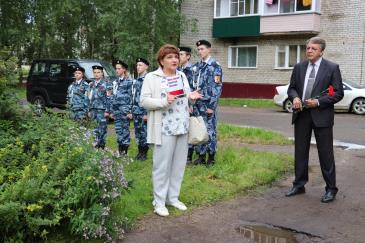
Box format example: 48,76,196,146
236,224,323,243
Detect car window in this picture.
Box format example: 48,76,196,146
345,81,364,89
31,62,47,76
101,62,117,78
50,63,67,78
343,84,351,90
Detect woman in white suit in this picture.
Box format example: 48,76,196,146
140,44,202,216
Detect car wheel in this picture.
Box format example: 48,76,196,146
284,99,293,113
32,95,46,115
351,98,365,115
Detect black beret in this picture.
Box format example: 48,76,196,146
74,66,85,73
196,39,211,48
115,60,128,69
179,46,192,53
92,65,103,70
136,58,149,66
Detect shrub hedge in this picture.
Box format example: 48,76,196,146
0,113,128,242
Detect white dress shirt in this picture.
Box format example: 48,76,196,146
302,57,322,101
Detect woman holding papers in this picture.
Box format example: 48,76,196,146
140,44,202,217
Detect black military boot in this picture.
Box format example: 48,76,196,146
118,144,129,156
135,146,143,160
193,153,206,165
123,145,129,155
206,153,215,167
139,146,149,161
118,144,124,156
187,148,194,164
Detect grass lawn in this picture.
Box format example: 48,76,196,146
219,98,275,108
218,123,292,145
106,123,293,230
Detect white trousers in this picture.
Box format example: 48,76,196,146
152,133,188,206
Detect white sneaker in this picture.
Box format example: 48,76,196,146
154,205,169,217
167,201,187,211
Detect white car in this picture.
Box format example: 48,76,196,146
273,81,365,115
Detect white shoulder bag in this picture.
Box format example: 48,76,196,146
188,116,209,145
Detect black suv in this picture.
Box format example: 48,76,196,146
26,59,117,112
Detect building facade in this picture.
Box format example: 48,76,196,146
180,0,365,98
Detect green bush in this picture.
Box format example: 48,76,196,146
0,113,127,242
0,48,21,120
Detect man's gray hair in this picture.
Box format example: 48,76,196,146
306,37,326,51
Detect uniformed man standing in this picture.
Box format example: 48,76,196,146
178,46,195,164
67,66,89,121
111,60,133,156
132,58,149,161
192,40,223,166
88,65,112,149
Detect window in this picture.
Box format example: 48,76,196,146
275,45,306,68
264,0,317,15
215,0,258,17
49,63,67,78
31,62,47,76
229,46,257,68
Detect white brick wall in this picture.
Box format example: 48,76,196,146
180,0,365,85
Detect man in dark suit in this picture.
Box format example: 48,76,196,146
286,37,344,203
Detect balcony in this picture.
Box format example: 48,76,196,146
213,16,260,38
260,13,321,35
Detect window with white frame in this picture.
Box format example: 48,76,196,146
264,0,318,15
215,0,258,17
275,45,306,68
229,46,257,68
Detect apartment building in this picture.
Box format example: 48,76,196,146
180,0,365,98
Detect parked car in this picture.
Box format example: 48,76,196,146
26,59,117,113
273,81,365,115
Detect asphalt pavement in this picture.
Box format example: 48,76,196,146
218,106,365,146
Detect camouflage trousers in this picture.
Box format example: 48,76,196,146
70,109,87,121
90,109,107,147
195,112,218,155
133,114,147,146
114,112,130,145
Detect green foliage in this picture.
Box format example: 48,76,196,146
0,113,128,242
0,48,21,120
219,98,276,108
218,123,292,145
1,0,190,68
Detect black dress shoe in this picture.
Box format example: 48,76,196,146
285,187,305,197
321,191,336,203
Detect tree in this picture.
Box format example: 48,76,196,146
0,0,191,70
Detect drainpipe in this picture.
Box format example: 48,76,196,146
360,23,365,85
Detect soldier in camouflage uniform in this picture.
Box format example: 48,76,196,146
88,65,113,149
191,40,223,166
66,66,89,121
111,60,133,156
178,46,196,164
132,58,149,161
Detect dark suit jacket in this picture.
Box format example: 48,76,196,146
287,58,344,126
